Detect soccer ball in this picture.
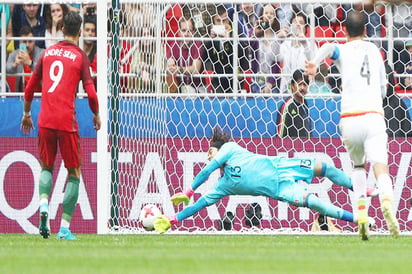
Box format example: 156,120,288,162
139,204,161,231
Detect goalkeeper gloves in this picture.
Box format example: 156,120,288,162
171,193,189,206
154,215,175,234
171,188,194,206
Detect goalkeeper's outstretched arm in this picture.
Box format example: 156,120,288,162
154,197,213,234
171,159,221,206
155,184,224,234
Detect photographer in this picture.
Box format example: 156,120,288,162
6,26,44,92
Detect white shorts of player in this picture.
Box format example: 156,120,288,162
340,112,388,166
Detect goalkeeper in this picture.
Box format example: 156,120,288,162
155,127,376,233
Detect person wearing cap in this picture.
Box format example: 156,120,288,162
153,127,378,234
277,69,312,138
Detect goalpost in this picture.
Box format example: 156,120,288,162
1,0,411,235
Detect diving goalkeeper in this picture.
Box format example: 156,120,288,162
155,127,376,233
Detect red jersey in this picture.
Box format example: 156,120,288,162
25,40,99,132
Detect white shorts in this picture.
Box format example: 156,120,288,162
339,113,388,166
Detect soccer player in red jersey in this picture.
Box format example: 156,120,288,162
21,11,101,240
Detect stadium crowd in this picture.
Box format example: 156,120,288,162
0,2,412,94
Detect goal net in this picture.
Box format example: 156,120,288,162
1,0,411,235
104,0,412,234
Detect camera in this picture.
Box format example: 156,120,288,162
86,7,95,15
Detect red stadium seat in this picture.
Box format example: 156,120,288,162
314,26,334,47
203,70,214,93
334,25,346,44
6,76,17,92
242,70,252,93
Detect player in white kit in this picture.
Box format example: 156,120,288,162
305,11,399,240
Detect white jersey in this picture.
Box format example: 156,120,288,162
331,40,386,116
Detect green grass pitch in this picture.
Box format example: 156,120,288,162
1,234,410,274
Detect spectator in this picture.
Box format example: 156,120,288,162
304,3,337,27
392,3,412,77
12,4,46,49
236,4,261,38
68,4,81,13
129,25,158,93
277,69,312,138
6,26,44,92
44,4,68,48
181,4,208,37
308,63,332,94
231,4,262,61
383,63,412,138
0,4,13,52
83,4,96,17
365,3,385,51
122,3,155,37
83,15,97,64
278,12,317,93
92,7,132,93
166,17,205,93
202,5,249,93
402,36,412,91
0,4,12,92
276,3,295,28
118,10,132,93
250,4,282,93
165,4,183,51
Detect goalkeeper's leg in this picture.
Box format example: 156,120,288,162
315,162,378,197
306,193,355,223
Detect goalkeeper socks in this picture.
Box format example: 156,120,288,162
62,176,80,224
321,163,352,190
169,215,178,225
307,193,354,223
184,187,194,198
39,169,53,200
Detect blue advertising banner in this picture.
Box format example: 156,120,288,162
1,97,411,138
